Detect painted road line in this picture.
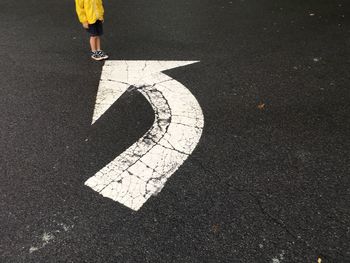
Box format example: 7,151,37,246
85,61,204,211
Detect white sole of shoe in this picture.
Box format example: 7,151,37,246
91,56,104,61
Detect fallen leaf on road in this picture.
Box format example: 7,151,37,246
212,224,220,233
258,103,266,110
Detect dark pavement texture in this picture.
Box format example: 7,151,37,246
0,0,349,262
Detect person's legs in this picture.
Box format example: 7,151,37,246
95,36,108,59
87,21,107,60
96,37,101,51
90,36,97,52
89,36,104,60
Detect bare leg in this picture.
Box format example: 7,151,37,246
90,36,97,52
96,37,101,51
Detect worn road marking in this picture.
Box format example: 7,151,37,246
85,61,204,211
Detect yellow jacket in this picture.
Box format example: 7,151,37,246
75,0,104,24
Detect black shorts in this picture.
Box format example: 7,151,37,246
86,20,103,36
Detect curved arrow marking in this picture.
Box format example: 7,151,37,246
85,61,204,211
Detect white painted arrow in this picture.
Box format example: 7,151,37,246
85,61,204,211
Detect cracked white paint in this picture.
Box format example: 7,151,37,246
29,223,74,254
85,61,203,211
29,232,54,254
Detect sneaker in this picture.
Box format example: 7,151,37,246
97,50,109,60
91,51,103,61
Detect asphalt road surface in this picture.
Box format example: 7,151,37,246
1,0,349,262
